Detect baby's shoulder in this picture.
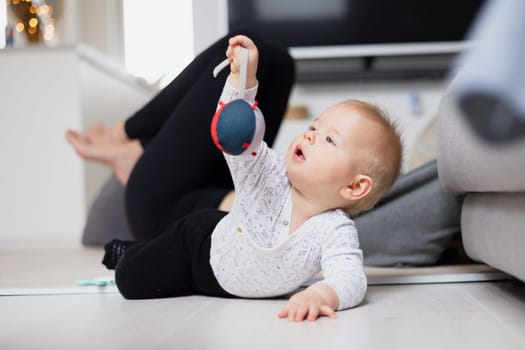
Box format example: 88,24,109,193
313,209,359,245
320,209,356,229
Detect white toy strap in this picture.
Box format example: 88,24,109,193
213,47,249,95
238,47,248,96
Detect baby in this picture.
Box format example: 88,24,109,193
107,35,403,322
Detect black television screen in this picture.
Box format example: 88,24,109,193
228,0,485,58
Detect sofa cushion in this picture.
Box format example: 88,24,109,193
436,94,525,193
356,160,463,266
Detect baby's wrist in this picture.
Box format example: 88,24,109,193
308,283,340,310
245,77,258,89
228,74,257,90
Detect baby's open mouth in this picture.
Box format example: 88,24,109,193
294,145,305,160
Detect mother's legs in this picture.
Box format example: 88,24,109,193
125,33,295,240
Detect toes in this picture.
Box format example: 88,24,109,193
87,123,105,140
65,130,98,159
65,130,85,144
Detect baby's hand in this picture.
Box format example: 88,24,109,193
278,288,337,322
225,35,258,89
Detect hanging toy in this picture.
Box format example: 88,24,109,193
210,47,265,156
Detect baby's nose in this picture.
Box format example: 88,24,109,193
304,130,315,144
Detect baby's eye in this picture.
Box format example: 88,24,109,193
308,126,316,131
326,136,336,145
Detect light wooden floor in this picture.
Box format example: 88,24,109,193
1,244,525,349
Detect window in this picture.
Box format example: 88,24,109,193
122,0,194,87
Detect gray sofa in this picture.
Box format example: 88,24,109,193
436,94,525,282
435,0,525,282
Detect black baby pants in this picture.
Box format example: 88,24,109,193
115,209,232,299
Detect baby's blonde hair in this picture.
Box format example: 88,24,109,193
340,100,403,216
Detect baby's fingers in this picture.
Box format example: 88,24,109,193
319,305,337,319
306,305,320,322
278,305,289,319
293,304,309,322
281,300,302,321
279,301,336,322
228,35,254,48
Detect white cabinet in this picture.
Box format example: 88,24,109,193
0,46,155,242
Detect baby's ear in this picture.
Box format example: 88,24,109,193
340,175,373,202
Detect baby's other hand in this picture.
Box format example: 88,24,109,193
278,288,337,322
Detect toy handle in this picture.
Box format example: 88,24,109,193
213,47,249,94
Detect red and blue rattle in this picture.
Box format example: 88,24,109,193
210,47,265,156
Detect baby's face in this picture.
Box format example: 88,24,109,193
285,104,378,200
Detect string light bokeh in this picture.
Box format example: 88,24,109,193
6,0,59,46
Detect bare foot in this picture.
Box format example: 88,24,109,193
111,140,143,185
86,120,128,145
65,123,143,185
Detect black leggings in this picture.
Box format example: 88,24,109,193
124,32,295,241
115,209,232,299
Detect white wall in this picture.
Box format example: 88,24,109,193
0,48,85,243
192,0,226,56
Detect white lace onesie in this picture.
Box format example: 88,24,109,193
209,82,367,310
